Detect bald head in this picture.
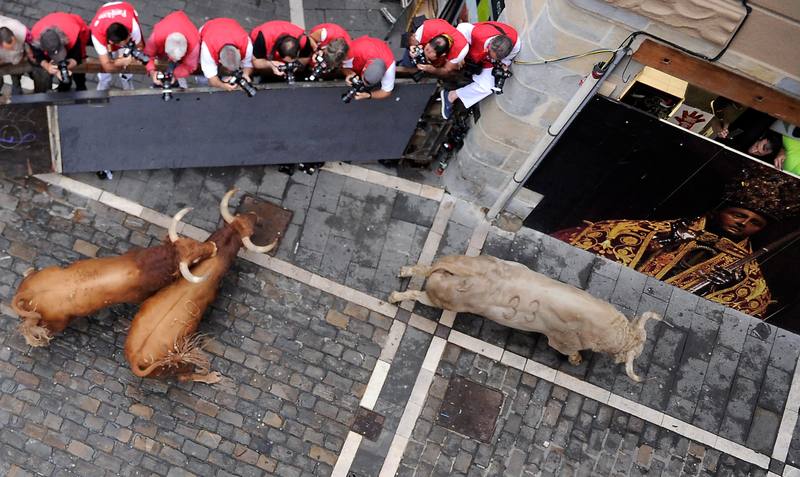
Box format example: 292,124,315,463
165,32,188,62
219,44,241,71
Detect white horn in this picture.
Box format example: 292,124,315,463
180,261,209,283
220,189,238,224
243,237,277,254
169,207,193,243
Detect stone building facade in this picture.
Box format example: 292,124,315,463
443,0,800,218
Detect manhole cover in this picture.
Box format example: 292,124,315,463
236,194,293,256
350,407,385,441
437,376,504,443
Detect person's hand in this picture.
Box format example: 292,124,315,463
115,56,134,68
270,61,285,76
42,61,58,76
717,126,729,139
222,81,238,92
242,74,253,83
150,70,162,86
417,64,435,73
774,149,787,170
354,92,371,101
345,72,357,86
705,266,742,288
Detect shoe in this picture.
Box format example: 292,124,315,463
96,170,113,180
120,74,134,91
440,89,454,120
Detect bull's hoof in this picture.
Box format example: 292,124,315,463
568,353,582,366
388,291,403,304
398,266,414,278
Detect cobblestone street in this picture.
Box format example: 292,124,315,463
3,1,800,477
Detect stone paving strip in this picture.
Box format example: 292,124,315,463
322,162,445,202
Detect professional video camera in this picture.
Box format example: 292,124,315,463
489,59,512,95
156,62,176,101
278,60,301,84
56,60,71,87
228,69,257,97
341,75,367,103
306,51,328,82
122,39,150,64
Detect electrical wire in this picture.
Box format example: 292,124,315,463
513,47,619,66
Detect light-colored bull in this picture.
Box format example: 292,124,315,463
388,255,661,381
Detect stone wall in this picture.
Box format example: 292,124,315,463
444,0,800,218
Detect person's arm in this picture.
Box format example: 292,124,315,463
308,28,322,51
143,30,157,73
408,25,423,47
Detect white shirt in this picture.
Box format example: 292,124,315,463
342,58,396,92
91,18,142,57
456,22,520,66
0,15,28,65
199,39,254,78
414,24,468,64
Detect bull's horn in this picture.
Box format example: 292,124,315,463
242,237,277,254
169,207,193,243
220,189,238,224
180,261,209,284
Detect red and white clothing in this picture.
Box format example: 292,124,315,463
413,19,468,65
309,23,351,49
31,12,91,62
250,20,307,60
90,1,142,56
199,18,253,78
457,21,520,68
143,11,199,78
455,21,521,108
342,36,396,92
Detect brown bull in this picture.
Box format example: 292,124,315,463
11,208,217,347
124,189,276,383
389,255,661,381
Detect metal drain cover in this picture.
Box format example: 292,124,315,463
236,194,293,256
437,376,504,443
350,407,385,441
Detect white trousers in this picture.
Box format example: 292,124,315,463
96,73,134,91
455,67,494,109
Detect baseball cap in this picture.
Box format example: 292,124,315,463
363,59,386,86
41,29,66,62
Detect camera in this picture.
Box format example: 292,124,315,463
306,51,328,82
341,75,367,103
156,62,176,101
228,69,257,97
490,60,512,95
122,39,150,64
56,60,71,87
278,60,301,84
409,45,427,66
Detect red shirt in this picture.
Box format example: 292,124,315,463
250,20,307,60
143,11,200,77
418,19,467,64
32,13,90,59
90,1,140,52
348,36,394,76
200,18,250,64
310,23,351,48
465,21,518,68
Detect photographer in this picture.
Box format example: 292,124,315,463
250,20,309,81
341,36,395,100
143,11,199,90
198,18,254,92
307,23,351,79
90,1,146,91
440,21,520,119
30,12,91,92
0,15,49,94
400,19,468,78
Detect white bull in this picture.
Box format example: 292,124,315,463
388,255,661,381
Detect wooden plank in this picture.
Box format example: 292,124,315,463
632,39,800,125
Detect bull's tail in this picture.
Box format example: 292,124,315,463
427,255,497,278
11,296,52,347
131,333,211,378
624,311,662,382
